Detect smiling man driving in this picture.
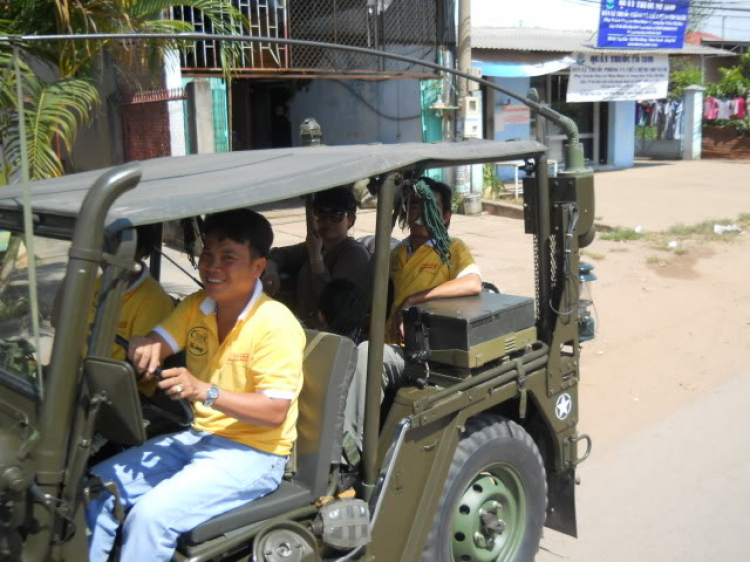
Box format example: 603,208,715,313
86,209,305,562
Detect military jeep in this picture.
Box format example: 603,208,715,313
0,131,595,562
0,23,606,560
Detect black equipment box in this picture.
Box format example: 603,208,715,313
404,292,537,369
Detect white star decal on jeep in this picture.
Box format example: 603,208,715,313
555,393,573,420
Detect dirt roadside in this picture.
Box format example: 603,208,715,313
593,159,750,231
535,227,750,560
574,230,750,451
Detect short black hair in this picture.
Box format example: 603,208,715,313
204,209,273,258
134,225,158,260
313,186,356,213
416,176,452,213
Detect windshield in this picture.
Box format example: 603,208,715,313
0,232,66,396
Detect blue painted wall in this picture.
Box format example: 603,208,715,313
289,79,423,147
608,101,636,169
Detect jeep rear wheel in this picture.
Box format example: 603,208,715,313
422,415,547,562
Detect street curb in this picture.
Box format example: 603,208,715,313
481,199,613,232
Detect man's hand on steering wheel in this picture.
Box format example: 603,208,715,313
117,334,194,427
129,335,167,376
158,368,209,402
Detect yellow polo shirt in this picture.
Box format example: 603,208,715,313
89,267,174,394
154,281,304,456
387,238,481,341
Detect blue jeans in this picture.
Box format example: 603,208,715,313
86,429,285,562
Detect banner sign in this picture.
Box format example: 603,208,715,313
567,53,670,102
597,0,689,49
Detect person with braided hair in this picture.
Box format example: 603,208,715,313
343,177,482,457
387,177,482,342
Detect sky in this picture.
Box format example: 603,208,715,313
472,0,750,42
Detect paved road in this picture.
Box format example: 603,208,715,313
538,370,750,562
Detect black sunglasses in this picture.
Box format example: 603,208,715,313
313,209,347,222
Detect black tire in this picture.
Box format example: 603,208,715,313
422,415,547,562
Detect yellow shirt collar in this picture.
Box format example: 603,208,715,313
198,279,264,321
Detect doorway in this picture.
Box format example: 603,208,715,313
231,80,293,150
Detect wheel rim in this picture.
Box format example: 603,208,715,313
450,462,526,562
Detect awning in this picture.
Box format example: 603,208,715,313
473,56,576,78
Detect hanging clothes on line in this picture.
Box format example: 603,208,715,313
703,97,719,120
704,96,747,120
636,100,684,140
730,97,746,119
717,99,732,120
665,100,683,140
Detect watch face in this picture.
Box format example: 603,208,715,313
207,386,219,400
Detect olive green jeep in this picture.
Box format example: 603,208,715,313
0,132,595,562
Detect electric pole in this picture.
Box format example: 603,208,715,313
456,0,471,193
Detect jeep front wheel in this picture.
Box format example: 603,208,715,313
422,415,547,562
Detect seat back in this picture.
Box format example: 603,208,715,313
296,330,358,498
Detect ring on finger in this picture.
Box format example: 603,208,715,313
174,384,184,395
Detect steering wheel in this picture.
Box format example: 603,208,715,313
115,336,194,429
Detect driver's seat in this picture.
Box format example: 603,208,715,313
179,330,358,547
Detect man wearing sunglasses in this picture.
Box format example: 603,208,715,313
264,187,371,329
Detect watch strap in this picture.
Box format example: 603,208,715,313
203,385,219,408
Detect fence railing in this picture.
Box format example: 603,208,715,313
171,0,453,77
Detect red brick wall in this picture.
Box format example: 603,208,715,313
121,102,171,162
702,127,750,160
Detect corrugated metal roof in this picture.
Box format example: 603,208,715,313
473,27,733,56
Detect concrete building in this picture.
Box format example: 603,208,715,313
471,27,730,173
698,37,748,82
65,1,456,173
172,1,455,151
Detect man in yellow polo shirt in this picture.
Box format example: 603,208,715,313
86,210,305,562
344,177,482,455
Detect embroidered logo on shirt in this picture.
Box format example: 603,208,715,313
187,327,209,356
227,353,248,363
421,263,438,271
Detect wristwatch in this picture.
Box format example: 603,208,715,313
203,385,220,408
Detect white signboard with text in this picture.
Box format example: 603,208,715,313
567,53,669,102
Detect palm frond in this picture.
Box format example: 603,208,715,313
1,67,98,180
4,2,247,78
